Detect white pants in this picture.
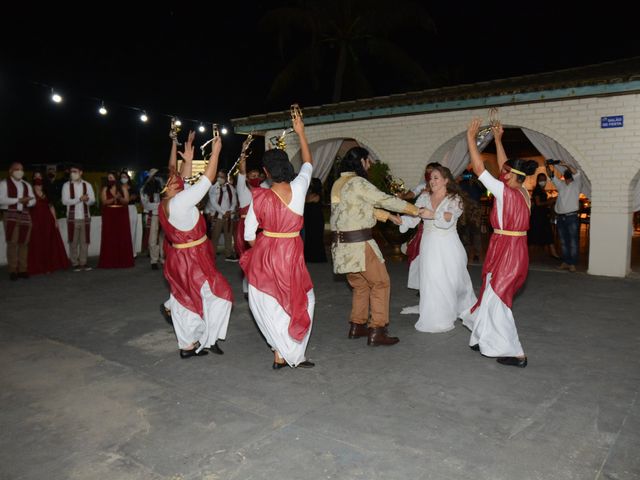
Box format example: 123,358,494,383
148,214,163,264
128,205,138,257
167,282,231,352
248,286,314,366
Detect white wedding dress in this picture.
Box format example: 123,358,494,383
400,193,477,333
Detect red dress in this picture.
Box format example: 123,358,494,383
98,189,134,268
159,205,233,316
234,205,250,257
27,195,70,274
471,178,530,311
240,189,313,341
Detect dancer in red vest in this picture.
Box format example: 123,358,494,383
160,130,233,358
460,119,538,368
240,116,315,369
27,172,70,275
234,136,263,298
0,162,35,280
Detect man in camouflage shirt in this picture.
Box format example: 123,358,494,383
331,147,420,346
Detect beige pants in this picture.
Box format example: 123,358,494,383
4,219,31,273
210,215,233,257
148,214,163,264
346,244,391,328
69,222,89,267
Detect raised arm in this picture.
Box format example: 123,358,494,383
168,132,178,174
203,135,222,182
178,130,196,178
466,118,486,177
492,121,507,171
293,115,312,165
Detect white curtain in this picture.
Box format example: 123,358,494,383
291,139,343,183
440,130,494,177
522,128,592,198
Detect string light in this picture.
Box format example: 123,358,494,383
140,111,148,123
175,119,182,127
51,89,62,103
221,127,228,135
198,124,206,133
98,101,108,115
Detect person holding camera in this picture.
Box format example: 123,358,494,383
545,160,583,272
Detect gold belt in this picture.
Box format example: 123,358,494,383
172,235,208,249
263,231,299,238
494,229,526,237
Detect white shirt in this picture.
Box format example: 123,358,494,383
206,182,237,215
478,170,505,230
244,162,312,241
0,177,36,211
61,180,96,220
236,174,253,208
168,176,212,231
141,192,161,215
551,172,582,214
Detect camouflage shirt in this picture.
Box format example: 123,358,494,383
330,172,419,274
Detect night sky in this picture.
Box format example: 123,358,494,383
1,2,638,174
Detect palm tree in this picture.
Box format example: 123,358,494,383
261,0,435,103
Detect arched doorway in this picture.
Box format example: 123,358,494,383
630,170,640,272
428,126,593,272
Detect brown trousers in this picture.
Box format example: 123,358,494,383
346,244,390,328
210,215,233,257
4,218,31,273
69,223,89,267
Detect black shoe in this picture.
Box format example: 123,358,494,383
297,360,315,368
496,356,528,368
151,263,159,270
273,361,288,370
243,292,249,301
18,272,29,279
179,348,209,359
209,342,224,355
9,273,18,281
469,344,480,351
160,303,172,325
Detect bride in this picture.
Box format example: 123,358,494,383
395,165,477,333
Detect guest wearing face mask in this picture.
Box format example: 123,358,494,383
27,172,70,275
43,166,62,208
0,162,35,280
529,173,560,260
206,169,237,262
98,171,134,268
61,165,96,271
120,170,139,257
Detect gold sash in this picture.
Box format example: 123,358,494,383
493,229,526,237
172,235,208,249
263,231,300,238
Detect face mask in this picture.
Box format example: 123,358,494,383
538,181,547,187
248,178,262,188
47,173,56,180
11,170,24,180
108,179,116,186
217,177,225,185
120,178,129,184
70,172,81,181
33,178,43,186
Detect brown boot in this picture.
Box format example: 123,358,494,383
367,327,399,346
348,322,368,339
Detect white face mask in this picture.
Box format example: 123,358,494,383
538,181,547,187
11,170,24,180
120,177,129,184
70,172,81,181
217,177,225,185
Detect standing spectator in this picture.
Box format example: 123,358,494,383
27,172,70,275
98,171,134,268
303,177,327,262
43,166,62,208
0,162,35,280
141,168,164,269
120,170,139,257
529,173,560,260
61,164,95,271
458,169,484,262
546,161,583,272
207,169,237,262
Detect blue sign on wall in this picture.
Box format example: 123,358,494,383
601,115,624,128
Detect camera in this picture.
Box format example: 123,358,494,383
462,172,473,180
546,159,561,165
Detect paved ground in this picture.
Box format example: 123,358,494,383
1,254,639,480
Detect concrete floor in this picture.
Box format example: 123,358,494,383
1,255,639,480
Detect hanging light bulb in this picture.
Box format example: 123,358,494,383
221,126,228,135
175,119,182,127
98,102,108,115
198,124,206,133
51,89,62,103
140,111,148,122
